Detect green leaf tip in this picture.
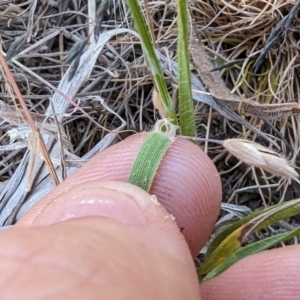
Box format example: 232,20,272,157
177,0,196,136
128,119,179,192
126,0,177,124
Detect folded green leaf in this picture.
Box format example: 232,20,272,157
202,227,300,280
200,198,300,276
207,198,300,256
177,1,196,136
128,120,177,192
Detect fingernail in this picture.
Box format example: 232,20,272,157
31,181,170,226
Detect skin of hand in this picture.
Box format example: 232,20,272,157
0,133,297,299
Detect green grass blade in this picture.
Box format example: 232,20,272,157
206,207,271,257
206,198,300,256
200,198,300,276
202,227,300,281
126,0,177,123
128,120,176,192
177,0,196,136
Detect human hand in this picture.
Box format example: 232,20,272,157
1,133,299,299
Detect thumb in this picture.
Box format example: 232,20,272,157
18,133,222,257
4,181,201,299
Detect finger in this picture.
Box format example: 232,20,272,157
19,133,222,257
2,182,201,299
200,244,300,300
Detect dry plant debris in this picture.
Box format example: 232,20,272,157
189,0,300,206
190,24,300,120
0,0,299,247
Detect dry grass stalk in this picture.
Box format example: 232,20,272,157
5,33,29,61
0,51,60,186
26,131,39,192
